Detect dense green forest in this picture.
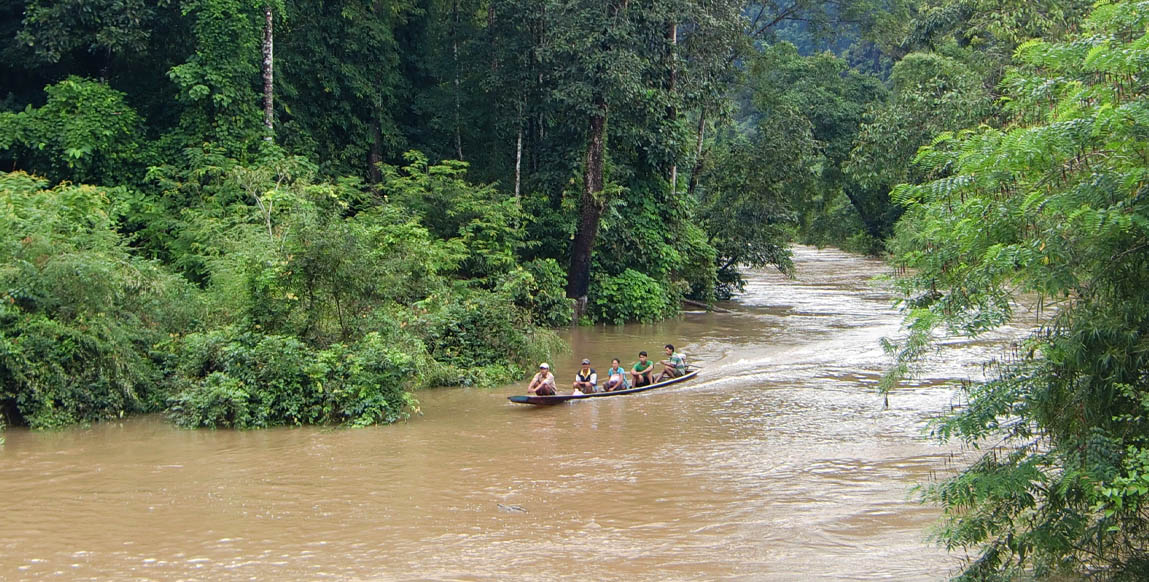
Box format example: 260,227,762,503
0,0,910,432
2,0,1148,578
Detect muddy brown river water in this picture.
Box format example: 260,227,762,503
0,247,1033,581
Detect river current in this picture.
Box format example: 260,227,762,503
0,247,1032,581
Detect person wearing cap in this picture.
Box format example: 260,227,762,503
572,359,597,394
527,363,557,395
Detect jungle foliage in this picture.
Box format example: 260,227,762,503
2,1,1148,576
884,2,1149,578
0,172,198,428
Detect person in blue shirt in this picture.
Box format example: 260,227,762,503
603,358,630,392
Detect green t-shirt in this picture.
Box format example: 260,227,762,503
633,360,653,374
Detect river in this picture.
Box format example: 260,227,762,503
0,247,1031,581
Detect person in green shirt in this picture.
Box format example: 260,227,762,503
631,351,655,387
656,344,686,382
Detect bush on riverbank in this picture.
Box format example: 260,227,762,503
588,269,676,325
165,329,418,428
0,164,566,431
164,288,563,427
411,290,564,386
503,259,572,328
0,172,199,428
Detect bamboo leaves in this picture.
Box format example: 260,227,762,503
887,1,1149,577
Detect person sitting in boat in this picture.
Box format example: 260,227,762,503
603,358,630,392
655,344,687,382
631,351,655,387
527,363,557,395
572,359,597,394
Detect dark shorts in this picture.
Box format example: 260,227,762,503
535,384,556,395
634,375,651,387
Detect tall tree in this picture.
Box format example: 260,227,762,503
276,0,414,179
261,3,274,138
885,2,1149,577
845,48,993,239
15,0,157,77
545,0,744,311
546,0,643,311
729,43,886,267
167,0,265,153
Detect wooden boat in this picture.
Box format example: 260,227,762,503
508,368,699,405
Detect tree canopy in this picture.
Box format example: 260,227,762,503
884,2,1149,578
2,1,1147,576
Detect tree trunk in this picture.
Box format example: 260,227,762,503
567,96,608,312
687,107,707,197
262,5,274,139
537,73,545,144
843,185,884,238
514,103,523,198
368,120,384,183
667,21,677,194
100,46,113,82
452,0,464,160
488,3,498,72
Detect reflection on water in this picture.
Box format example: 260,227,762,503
0,247,1024,581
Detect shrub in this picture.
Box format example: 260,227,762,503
416,292,528,373
411,290,563,386
176,160,462,344
165,328,314,428
0,77,148,185
166,328,418,428
799,191,869,249
380,152,524,283
841,231,885,256
500,258,572,327
305,333,418,427
0,172,198,428
589,269,675,325
167,373,252,429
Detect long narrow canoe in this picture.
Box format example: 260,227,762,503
508,368,699,405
